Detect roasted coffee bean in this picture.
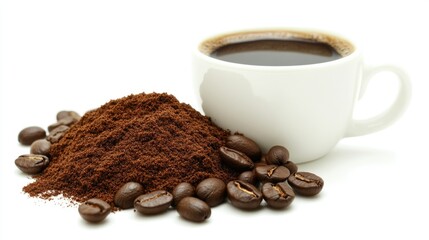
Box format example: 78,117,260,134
78,198,111,223
114,182,144,209
172,182,195,206
196,178,226,207
30,139,51,156
262,182,295,209
226,135,261,161
283,161,298,174
46,125,69,143
288,172,324,196
134,190,173,215
238,171,257,185
266,146,289,165
48,116,78,132
15,154,49,174
177,197,211,222
255,165,290,183
219,146,254,170
56,110,81,121
18,126,46,146
227,180,262,210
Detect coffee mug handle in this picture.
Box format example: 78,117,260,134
346,65,412,137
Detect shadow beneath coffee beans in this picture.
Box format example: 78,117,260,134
175,215,211,226
299,143,396,182
264,203,296,214
223,201,265,214
79,218,110,227
133,208,176,221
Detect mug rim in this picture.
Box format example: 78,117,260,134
194,28,361,71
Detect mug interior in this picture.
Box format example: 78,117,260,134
199,29,355,60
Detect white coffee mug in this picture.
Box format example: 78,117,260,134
192,29,411,163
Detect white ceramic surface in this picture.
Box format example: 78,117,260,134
193,29,411,163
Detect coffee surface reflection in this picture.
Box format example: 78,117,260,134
210,39,341,66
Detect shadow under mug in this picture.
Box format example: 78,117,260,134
192,29,411,163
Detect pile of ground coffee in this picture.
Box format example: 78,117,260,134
23,93,237,206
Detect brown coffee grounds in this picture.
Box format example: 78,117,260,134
23,93,237,207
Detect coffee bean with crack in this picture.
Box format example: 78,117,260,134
288,172,324,196
255,165,290,183
219,146,254,170
15,154,49,174
134,190,173,215
46,125,69,143
47,116,79,132
78,198,111,223
262,182,295,209
226,180,262,210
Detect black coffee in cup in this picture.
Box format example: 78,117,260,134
210,39,341,66
200,30,354,66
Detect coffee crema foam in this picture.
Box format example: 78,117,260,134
199,30,355,58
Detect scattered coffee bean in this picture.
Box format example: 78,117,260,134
46,125,69,143
48,116,78,132
288,172,324,196
238,171,257,185
177,197,211,222
134,190,173,215
172,182,195,206
114,182,144,209
226,135,261,161
15,154,49,174
227,180,262,210
196,178,226,207
30,139,51,156
18,126,46,146
266,145,289,165
219,146,254,170
78,198,111,223
255,165,290,183
262,182,295,209
283,161,298,174
15,102,328,223
56,110,81,121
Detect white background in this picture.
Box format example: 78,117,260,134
1,0,428,239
